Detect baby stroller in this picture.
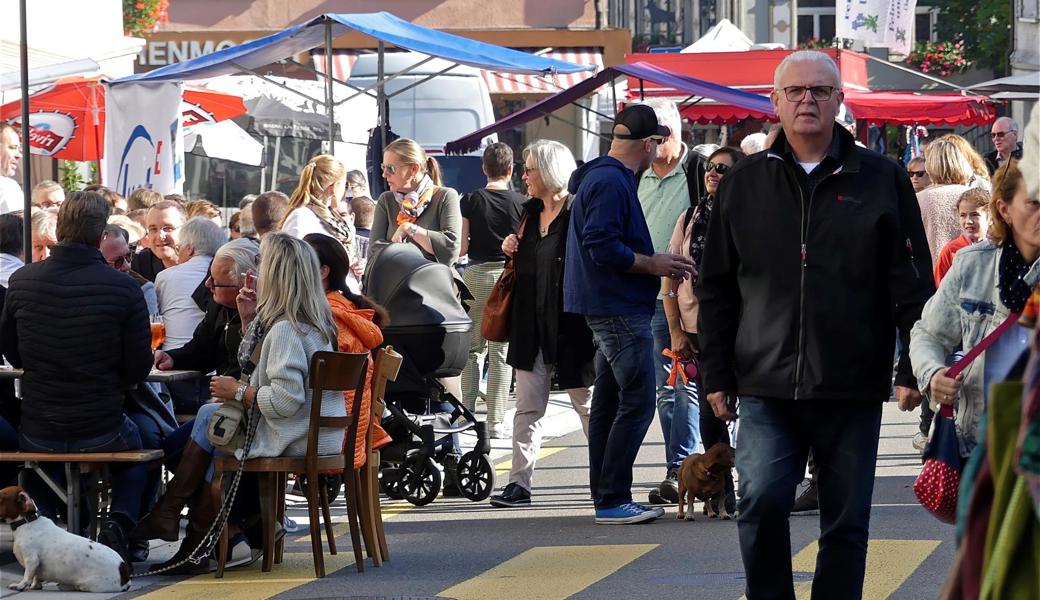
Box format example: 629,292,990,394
365,243,493,506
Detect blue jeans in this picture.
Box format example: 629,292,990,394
128,410,166,521
586,314,657,509
189,403,228,481
651,300,701,470
736,397,883,600
18,415,147,522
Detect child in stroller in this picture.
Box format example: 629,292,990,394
365,243,493,506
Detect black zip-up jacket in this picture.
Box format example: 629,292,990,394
166,302,243,379
0,243,152,439
696,126,934,402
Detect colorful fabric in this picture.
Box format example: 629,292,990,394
1017,347,1040,518
308,201,357,261
394,174,436,225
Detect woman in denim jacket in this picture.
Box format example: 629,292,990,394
911,160,1040,455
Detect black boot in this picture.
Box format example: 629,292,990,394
132,440,210,542
98,512,134,563
153,485,218,575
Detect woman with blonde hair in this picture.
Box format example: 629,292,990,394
133,232,345,574
369,138,461,267
937,133,991,191
917,135,977,261
280,154,361,281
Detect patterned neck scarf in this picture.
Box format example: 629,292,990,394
308,199,356,261
999,238,1033,313
395,175,436,225
689,194,716,269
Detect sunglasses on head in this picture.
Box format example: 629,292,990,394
909,170,926,178
705,163,730,175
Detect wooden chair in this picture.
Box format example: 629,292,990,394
358,346,403,566
210,351,369,578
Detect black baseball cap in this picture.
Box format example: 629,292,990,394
613,104,671,140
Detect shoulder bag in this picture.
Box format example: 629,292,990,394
207,325,267,452
481,214,528,343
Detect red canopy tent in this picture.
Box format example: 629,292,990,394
625,49,995,127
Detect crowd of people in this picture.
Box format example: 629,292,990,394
0,49,1038,598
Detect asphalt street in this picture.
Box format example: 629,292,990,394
0,397,955,600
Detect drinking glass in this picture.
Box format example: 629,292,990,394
150,315,166,351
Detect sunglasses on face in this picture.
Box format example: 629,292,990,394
705,163,730,175
909,170,926,178
781,85,836,102
991,131,1016,139
107,253,132,268
381,164,400,175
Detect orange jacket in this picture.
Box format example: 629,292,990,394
327,291,387,469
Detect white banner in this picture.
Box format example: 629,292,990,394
104,82,185,196
836,0,917,56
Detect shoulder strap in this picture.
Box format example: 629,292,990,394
681,206,696,231
516,212,529,240
946,312,1022,379
683,153,699,208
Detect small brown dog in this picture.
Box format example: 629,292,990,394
676,442,735,521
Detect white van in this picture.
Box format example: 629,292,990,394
348,52,497,155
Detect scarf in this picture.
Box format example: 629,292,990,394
688,194,715,269
999,238,1033,313
395,175,436,225
308,199,357,262
237,318,264,373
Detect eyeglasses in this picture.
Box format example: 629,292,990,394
205,274,239,289
107,253,132,268
380,164,399,175
781,85,837,102
648,136,664,144
991,130,1016,139
908,170,926,178
705,163,730,175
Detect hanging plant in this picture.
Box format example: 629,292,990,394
906,40,969,77
123,0,170,37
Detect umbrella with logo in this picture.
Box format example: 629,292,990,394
0,75,247,162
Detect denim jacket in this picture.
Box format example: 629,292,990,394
910,241,1040,454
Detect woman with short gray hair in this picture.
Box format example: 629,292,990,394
488,140,594,508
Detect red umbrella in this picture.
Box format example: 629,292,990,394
0,75,247,161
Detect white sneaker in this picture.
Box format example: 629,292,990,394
489,422,512,439
912,432,928,453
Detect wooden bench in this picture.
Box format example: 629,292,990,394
0,450,164,538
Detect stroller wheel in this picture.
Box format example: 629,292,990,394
295,474,343,504
399,454,441,506
456,450,495,501
379,467,404,500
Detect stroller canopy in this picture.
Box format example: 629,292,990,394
366,243,471,333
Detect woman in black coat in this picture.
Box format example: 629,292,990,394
488,140,594,508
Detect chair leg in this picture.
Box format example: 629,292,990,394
370,454,390,561
344,469,365,573
213,473,228,578
357,464,380,566
275,473,286,565
319,478,337,555
305,469,325,578
259,473,277,573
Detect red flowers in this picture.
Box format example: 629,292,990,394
908,40,968,76
123,0,170,36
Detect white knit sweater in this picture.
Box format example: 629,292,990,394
248,320,345,458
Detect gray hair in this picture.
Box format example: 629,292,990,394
740,133,768,154
31,208,57,239
238,203,256,237
774,50,842,90
640,98,682,142
179,216,227,257
213,237,260,283
239,194,257,210
523,139,577,196
994,116,1019,133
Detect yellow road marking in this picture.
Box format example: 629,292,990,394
296,445,570,543
131,552,354,599
439,544,658,600
789,539,941,600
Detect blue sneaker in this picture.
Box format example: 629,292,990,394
631,502,666,518
595,503,660,524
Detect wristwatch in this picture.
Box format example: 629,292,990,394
234,382,248,403
408,223,419,237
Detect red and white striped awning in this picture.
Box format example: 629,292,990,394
311,48,602,96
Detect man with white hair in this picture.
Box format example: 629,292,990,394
696,50,933,598
740,132,767,155
985,116,1023,175
635,98,702,505
0,123,22,215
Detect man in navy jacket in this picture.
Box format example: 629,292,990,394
564,104,695,524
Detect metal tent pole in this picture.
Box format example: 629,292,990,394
19,0,31,263
378,41,386,149
324,19,335,154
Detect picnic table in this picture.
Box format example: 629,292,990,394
0,367,202,382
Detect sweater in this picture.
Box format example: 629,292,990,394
917,184,971,263
369,187,462,267
248,320,345,459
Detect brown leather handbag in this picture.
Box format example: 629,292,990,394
481,215,527,342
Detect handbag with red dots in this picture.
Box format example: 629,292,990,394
913,313,1021,524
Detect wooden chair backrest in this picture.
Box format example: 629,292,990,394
367,346,402,451
307,351,369,462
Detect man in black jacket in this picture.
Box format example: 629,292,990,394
0,191,153,561
696,51,934,600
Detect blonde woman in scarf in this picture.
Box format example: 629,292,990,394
369,138,461,267
280,154,362,288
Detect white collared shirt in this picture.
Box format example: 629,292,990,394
155,255,212,350
0,252,24,287
0,177,22,215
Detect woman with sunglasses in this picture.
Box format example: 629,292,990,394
369,138,461,269
662,146,745,515
906,156,929,193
